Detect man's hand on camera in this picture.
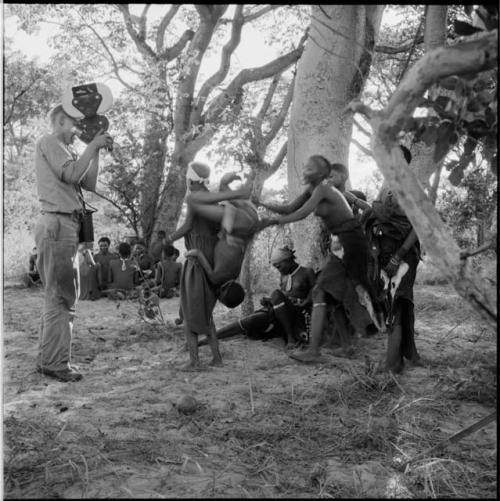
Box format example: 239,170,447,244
91,129,112,150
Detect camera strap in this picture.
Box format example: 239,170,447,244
77,185,97,214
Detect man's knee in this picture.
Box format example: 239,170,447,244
270,289,286,305
240,310,271,332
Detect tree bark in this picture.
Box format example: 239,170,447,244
287,5,385,269
409,5,449,190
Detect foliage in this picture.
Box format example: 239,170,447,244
3,39,61,159
437,162,497,248
363,5,426,110
406,6,498,183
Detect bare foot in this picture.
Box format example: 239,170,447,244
330,346,355,358
180,361,203,372
289,349,326,364
408,356,423,367
209,358,223,367
385,362,404,374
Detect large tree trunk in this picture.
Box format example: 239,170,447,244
287,5,384,269
410,5,448,189
140,117,169,244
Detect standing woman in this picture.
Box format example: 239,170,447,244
357,145,421,373
259,155,382,362
167,162,251,369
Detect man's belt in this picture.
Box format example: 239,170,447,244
43,210,84,219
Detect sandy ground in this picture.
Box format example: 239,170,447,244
3,283,497,498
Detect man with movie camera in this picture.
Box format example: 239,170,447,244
34,103,112,382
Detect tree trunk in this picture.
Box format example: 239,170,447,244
140,116,168,245
287,5,384,269
153,151,191,237
410,5,448,189
139,65,172,245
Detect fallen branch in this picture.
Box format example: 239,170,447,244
400,410,497,470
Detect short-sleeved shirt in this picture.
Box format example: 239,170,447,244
35,134,93,213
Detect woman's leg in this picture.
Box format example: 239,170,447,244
182,325,201,370
289,287,328,363
270,290,299,348
207,319,223,366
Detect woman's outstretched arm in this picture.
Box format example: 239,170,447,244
274,185,330,224
186,185,250,205
168,208,194,242
343,191,371,212
259,189,311,215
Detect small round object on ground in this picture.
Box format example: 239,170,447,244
177,395,198,414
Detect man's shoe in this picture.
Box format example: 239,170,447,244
36,367,83,382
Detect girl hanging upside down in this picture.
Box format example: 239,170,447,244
183,171,261,288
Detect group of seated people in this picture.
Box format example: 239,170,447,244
71,234,182,301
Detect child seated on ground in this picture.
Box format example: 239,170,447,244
107,242,141,300
155,244,182,298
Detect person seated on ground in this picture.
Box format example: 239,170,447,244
107,242,141,300
155,244,182,298
94,236,118,294
78,242,101,300
27,247,42,286
132,240,154,283
149,230,166,266
182,171,259,288
259,156,383,363
350,145,422,374
206,246,317,350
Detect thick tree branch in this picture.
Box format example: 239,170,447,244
383,30,498,130
218,5,283,24
190,5,244,127
203,35,306,125
194,4,212,19
353,117,372,138
173,12,223,140
264,71,295,145
116,4,157,62
257,73,281,122
243,5,282,23
269,140,288,174
138,4,151,40
375,35,424,54
345,100,374,120
156,4,181,53
161,29,195,61
352,30,499,326
351,137,373,158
